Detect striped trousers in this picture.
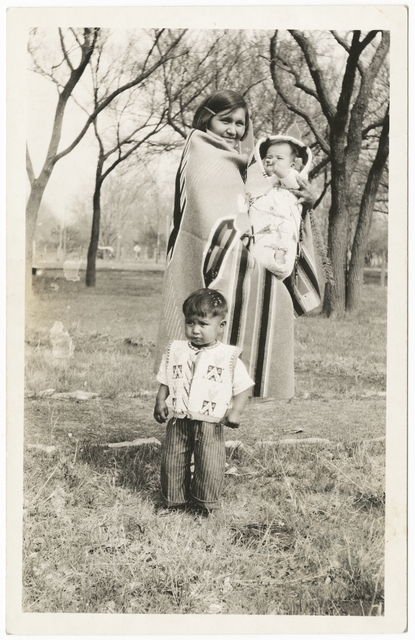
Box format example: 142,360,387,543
160,417,226,510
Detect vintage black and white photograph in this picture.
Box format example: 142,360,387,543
7,5,407,634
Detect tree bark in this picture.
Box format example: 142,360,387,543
269,30,389,317
322,184,349,317
26,28,185,291
26,29,98,292
25,173,53,298
346,109,389,311
321,132,354,317
86,158,104,287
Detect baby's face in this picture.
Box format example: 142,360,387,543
264,143,295,178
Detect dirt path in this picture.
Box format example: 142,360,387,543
25,391,385,452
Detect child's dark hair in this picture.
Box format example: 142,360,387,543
192,90,250,142
259,139,299,162
182,289,228,319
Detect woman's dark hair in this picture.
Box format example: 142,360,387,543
192,90,250,141
182,288,228,319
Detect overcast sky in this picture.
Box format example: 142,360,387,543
27,53,181,226
27,68,100,222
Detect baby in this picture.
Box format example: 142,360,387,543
263,140,301,187
245,135,312,280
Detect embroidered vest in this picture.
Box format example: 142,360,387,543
165,340,239,422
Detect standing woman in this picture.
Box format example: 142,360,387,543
156,90,311,399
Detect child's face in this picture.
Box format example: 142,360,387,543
264,142,295,178
208,108,246,148
184,313,226,348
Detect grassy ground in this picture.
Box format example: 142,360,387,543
23,269,387,615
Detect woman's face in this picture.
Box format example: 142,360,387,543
207,108,246,148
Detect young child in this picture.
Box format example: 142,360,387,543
154,288,254,512
245,134,313,280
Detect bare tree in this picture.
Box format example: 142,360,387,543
270,30,390,316
95,158,172,262
347,108,389,307
26,27,186,292
26,28,98,293
83,30,188,285
160,30,294,142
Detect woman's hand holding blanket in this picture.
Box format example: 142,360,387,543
289,175,317,207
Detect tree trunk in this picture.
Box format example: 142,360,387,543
25,176,51,298
380,250,387,288
86,167,104,287
26,30,98,292
322,205,349,317
322,152,350,318
346,188,378,311
346,111,389,311
269,31,389,320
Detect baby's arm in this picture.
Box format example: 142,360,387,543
154,384,170,423
224,388,251,429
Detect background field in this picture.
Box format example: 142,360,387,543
23,269,387,615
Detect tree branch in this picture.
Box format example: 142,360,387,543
58,28,74,72
331,30,351,52
332,31,363,140
30,56,63,92
270,33,330,155
54,30,187,163
349,104,389,279
141,29,165,74
288,30,336,122
160,58,189,139
346,31,390,167
314,178,331,209
331,30,364,75
102,117,153,161
36,28,99,185
309,156,331,180
92,117,105,160
69,28,83,50
362,116,387,139
158,39,222,139
273,54,319,101
359,30,381,51
101,122,167,182
241,76,270,98
26,145,35,185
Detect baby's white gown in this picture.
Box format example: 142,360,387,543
248,171,301,280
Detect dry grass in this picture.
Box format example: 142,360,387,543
23,269,387,615
23,439,385,615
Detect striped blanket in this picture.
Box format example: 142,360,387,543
284,209,327,317
155,129,294,399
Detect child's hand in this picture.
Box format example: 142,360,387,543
154,401,169,424
224,388,250,428
154,383,169,423
224,409,241,429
